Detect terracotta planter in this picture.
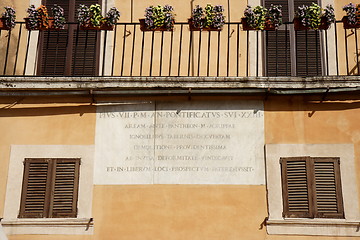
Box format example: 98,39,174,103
293,16,330,31
342,16,360,29
139,18,173,31
241,17,276,31
188,18,222,31
80,22,114,31
0,18,11,30
241,17,255,30
24,17,56,30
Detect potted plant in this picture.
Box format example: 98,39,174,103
25,5,50,30
342,3,360,29
188,4,225,31
140,5,175,31
52,4,66,29
242,4,282,31
293,3,335,31
77,4,120,30
0,6,16,30
25,4,65,30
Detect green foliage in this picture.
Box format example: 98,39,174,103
244,5,267,30
89,4,102,27
144,5,174,30
77,4,120,28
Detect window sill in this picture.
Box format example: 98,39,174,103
1,218,93,235
267,218,360,236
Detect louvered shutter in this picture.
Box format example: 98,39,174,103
39,0,70,76
39,0,99,76
313,158,344,218
281,157,312,218
265,30,291,76
71,0,99,76
19,159,51,218
19,158,80,218
293,0,322,76
50,159,80,218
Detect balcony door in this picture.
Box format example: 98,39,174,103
264,0,323,76
38,0,100,76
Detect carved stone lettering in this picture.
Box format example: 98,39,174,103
94,101,265,185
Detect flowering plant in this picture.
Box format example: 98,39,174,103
106,7,121,26
77,4,120,28
144,5,174,30
243,4,282,30
268,4,282,28
343,3,358,25
26,4,67,30
51,4,65,29
1,6,16,29
295,3,335,29
26,5,39,30
37,5,50,28
190,4,225,30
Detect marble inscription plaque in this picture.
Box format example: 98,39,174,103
94,101,265,184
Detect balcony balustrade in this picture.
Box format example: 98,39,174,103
0,20,359,78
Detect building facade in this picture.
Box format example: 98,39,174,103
1,0,360,239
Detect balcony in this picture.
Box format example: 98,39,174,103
0,20,360,97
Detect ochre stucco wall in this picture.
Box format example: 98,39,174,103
0,95,360,239
0,101,96,215
92,185,267,240
264,95,360,239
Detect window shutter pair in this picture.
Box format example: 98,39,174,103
280,157,344,219
264,0,322,76
19,158,80,218
38,0,100,76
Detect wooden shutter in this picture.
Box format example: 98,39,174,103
39,0,99,76
266,30,291,76
281,156,344,219
293,0,322,76
50,159,80,218
19,158,80,218
313,157,344,218
19,159,51,218
281,157,312,218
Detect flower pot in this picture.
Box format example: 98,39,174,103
241,17,255,30
139,18,173,31
264,18,276,30
0,18,11,30
188,18,222,31
80,22,114,31
24,17,56,30
342,16,360,29
293,16,330,31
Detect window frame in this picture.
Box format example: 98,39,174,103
280,156,344,219
263,0,326,76
2,145,94,235
265,144,360,236
37,0,101,76
19,158,80,219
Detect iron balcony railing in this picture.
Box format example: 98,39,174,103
0,20,359,77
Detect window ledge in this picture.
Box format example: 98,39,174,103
267,218,360,236
1,218,93,235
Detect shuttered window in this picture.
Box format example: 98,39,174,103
265,0,322,76
19,158,80,218
38,0,99,76
280,157,344,219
